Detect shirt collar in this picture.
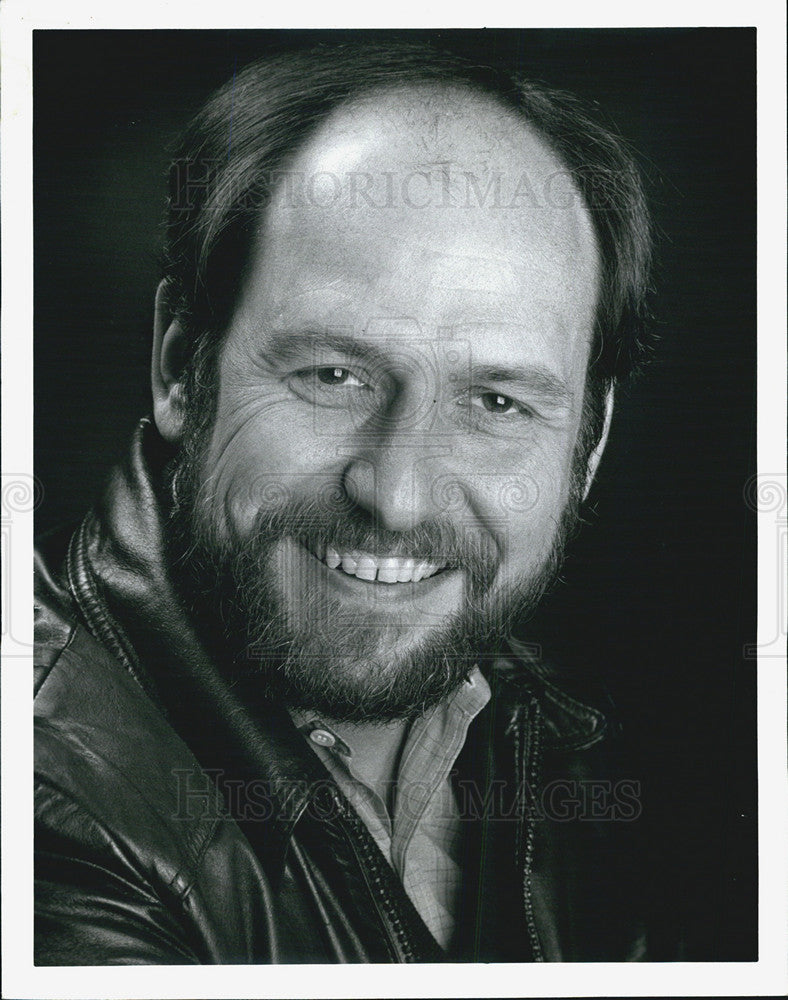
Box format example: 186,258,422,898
289,666,491,762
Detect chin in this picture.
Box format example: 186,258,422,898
242,613,479,723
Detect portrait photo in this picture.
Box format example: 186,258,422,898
14,20,774,994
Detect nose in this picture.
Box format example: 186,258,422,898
341,421,451,534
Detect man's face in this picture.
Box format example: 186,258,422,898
169,86,600,721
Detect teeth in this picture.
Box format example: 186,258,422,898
315,547,444,584
377,557,404,584
397,560,416,582
355,555,378,581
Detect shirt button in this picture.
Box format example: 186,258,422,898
310,728,336,748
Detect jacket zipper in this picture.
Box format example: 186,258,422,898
333,791,419,962
516,694,545,962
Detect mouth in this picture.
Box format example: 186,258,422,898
303,541,449,584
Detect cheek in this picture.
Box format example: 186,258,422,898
469,441,577,577
201,390,330,539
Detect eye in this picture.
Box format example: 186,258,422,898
477,392,519,415
286,364,375,409
315,366,366,387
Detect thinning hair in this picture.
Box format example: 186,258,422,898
161,40,653,455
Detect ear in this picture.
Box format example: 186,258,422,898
582,388,615,501
151,280,188,445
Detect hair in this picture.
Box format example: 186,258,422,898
161,40,653,457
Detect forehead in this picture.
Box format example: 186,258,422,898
234,84,600,376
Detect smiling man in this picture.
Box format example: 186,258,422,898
35,41,651,963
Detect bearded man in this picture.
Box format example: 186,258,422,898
34,40,652,964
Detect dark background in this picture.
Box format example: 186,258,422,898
34,28,757,960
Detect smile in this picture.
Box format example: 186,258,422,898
306,543,447,584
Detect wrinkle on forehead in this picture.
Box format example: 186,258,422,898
233,83,599,371
262,83,597,247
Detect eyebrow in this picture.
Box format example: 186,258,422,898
265,330,575,404
265,330,386,368
466,365,575,405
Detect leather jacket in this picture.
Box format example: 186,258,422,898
34,419,648,964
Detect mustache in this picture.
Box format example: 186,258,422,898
233,494,500,590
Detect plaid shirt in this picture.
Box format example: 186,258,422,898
290,668,490,951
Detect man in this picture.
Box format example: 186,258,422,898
35,40,651,963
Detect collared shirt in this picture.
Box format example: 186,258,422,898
290,667,491,951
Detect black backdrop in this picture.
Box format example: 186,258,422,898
34,28,757,960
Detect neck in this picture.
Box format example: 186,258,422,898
324,715,412,809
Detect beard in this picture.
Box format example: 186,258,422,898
163,392,584,723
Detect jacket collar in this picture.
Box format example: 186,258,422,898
69,418,610,870
68,418,325,872
492,638,611,751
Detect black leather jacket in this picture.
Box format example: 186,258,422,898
34,419,648,964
